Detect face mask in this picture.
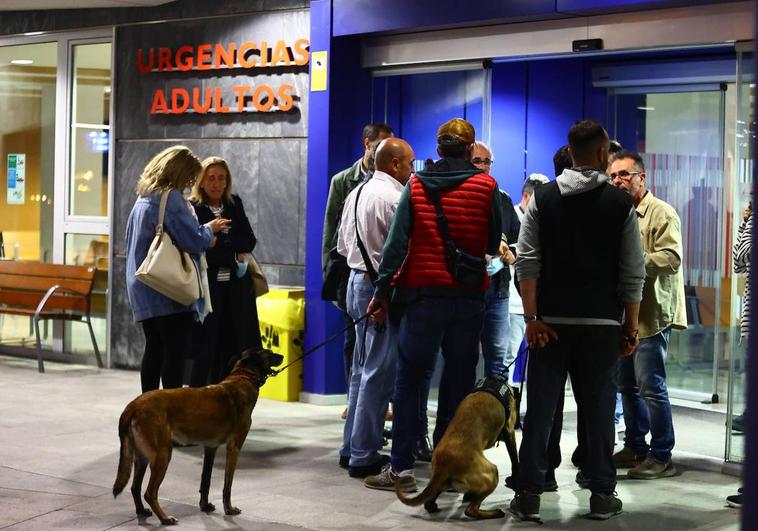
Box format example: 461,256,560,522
486,256,505,276
236,259,249,278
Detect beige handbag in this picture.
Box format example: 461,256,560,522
135,190,201,306
240,252,269,297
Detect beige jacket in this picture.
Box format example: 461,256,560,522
636,190,687,338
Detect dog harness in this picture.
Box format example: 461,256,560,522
470,376,516,442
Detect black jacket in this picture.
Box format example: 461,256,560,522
192,194,257,281
493,190,520,298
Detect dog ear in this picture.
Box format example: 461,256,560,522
239,348,256,361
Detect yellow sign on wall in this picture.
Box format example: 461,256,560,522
310,51,327,92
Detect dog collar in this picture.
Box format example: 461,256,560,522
470,376,514,442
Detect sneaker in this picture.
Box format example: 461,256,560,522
509,491,540,522
612,446,645,469
413,434,433,462
341,407,348,420
339,455,350,469
348,455,390,478
575,469,590,489
627,458,676,480
588,492,623,520
726,488,743,508
364,464,417,492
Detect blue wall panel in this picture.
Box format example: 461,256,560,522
332,0,556,37
557,0,737,14
525,59,586,178
490,62,528,201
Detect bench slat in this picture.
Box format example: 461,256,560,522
0,307,84,320
0,290,88,312
0,261,96,281
0,274,93,295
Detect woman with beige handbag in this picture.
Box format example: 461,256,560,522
126,146,230,393
188,156,264,386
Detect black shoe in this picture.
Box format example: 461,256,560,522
587,492,623,520
732,414,745,434
509,491,540,522
544,469,558,492
339,455,350,469
727,488,743,508
571,446,583,468
413,435,433,462
348,455,390,478
383,427,392,439
575,469,590,489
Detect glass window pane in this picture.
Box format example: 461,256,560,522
0,42,57,264
69,42,111,217
64,233,108,357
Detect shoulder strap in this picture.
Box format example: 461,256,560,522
353,184,378,283
156,190,170,235
427,188,459,257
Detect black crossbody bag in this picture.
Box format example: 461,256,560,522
428,188,486,289
353,183,378,283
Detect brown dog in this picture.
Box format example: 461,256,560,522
396,379,519,519
112,348,283,525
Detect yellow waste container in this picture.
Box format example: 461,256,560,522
256,287,304,401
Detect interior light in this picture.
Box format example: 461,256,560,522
637,106,656,111
23,31,44,36
104,87,111,93
10,59,33,65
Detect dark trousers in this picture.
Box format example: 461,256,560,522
140,312,194,392
519,324,619,495
391,297,484,472
547,381,586,470
191,275,262,386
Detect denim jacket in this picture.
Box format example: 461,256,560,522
126,190,213,322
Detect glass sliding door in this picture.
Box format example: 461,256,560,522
610,87,728,402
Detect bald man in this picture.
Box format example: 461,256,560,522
336,138,415,479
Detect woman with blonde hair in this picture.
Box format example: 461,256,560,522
126,146,230,392
189,156,261,386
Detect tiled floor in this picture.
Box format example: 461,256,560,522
0,355,742,530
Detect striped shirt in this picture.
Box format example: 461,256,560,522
733,213,752,338
209,204,231,282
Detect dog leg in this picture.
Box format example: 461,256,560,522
144,451,177,525
131,456,152,518
464,462,505,520
199,446,218,513
222,441,242,515
423,490,442,514
503,426,520,490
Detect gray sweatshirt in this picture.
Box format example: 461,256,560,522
515,168,645,325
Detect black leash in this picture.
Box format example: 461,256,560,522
270,311,374,376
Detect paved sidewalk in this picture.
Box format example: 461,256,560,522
0,355,741,530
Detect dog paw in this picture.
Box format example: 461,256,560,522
199,502,216,513
135,508,152,518
225,506,241,516
424,501,439,513
160,516,178,525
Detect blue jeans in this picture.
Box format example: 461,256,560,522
391,296,485,472
618,327,675,463
340,270,397,467
481,281,511,379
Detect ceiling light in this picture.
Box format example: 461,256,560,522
10,59,33,65
23,31,44,36
637,106,655,111
104,87,111,93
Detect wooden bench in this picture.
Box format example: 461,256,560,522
0,261,104,372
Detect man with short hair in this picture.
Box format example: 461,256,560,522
609,150,686,480
471,141,521,381
511,120,645,521
322,123,394,400
336,138,415,479
363,118,503,492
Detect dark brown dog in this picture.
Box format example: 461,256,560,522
396,380,519,519
112,348,283,525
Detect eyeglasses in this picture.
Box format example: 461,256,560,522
472,157,493,166
609,170,641,181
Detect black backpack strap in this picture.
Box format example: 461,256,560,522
353,183,379,283
427,188,459,266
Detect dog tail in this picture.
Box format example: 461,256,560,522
395,472,447,507
113,404,135,498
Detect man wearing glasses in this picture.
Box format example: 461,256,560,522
471,141,521,382
609,151,686,480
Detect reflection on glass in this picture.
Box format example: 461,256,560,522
0,42,57,263
64,233,108,357
69,42,111,217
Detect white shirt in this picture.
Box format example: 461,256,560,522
337,170,404,273
509,203,525,314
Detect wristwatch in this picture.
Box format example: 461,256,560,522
523,314,540,323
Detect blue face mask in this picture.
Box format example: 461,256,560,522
486,257,505,277
235,259,249,278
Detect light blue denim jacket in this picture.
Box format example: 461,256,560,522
126,190,213,322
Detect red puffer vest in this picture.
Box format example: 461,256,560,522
394,173,496,290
